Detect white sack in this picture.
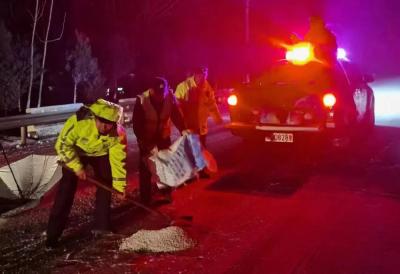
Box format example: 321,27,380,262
148,134,206,188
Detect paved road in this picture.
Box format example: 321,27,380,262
117,121,399,274
1,114,400,273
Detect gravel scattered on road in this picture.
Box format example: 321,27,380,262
119,226,195,253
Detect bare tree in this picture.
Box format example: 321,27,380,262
13,39,42,112
0,21,15,115
65,30,105,103
26,0,40,109
37,0,66,107
0,22,41,116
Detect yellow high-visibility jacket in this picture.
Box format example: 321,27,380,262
175,76,222,135
55,107,127,192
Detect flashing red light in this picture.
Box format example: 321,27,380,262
227,94,238,106
323,93,336,108
285,42,315,65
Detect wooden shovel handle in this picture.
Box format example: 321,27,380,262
85,176,172,222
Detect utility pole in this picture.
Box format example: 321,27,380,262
111,0,118,95
244,0,250,83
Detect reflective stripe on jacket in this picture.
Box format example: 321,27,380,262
55,111,127,188
137,90,173,140
175,76,221,135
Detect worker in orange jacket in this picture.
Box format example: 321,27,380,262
175,66,223,148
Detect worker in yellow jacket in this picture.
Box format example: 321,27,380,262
46,99,127,249
132,77,187,205
175,66,223,147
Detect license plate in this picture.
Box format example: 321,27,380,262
265,133,294,143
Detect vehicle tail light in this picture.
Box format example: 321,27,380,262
323,93,336,108
227,94,238,106
285,42,314,65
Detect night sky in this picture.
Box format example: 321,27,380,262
67,0,400,78
1,0,399,104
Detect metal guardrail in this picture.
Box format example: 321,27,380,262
26,103,83,114
0,110,76,131
0,99,136,132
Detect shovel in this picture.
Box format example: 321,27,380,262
84,176,193,226
85,176,171,220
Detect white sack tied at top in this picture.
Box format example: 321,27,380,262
147,134,206,188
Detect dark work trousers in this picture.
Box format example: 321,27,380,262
139,138,171,204
46,155,113,243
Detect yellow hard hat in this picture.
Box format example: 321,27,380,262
88,99,121,123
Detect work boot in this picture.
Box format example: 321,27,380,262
45,238,59,250
152,187,173,205
43,231,59,250
140,195,152,206
139,183,156,206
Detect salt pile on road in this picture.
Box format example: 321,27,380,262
119,226,195,253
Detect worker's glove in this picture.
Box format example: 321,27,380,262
181,129,192,136
75,169,87,181
113,181,126,194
